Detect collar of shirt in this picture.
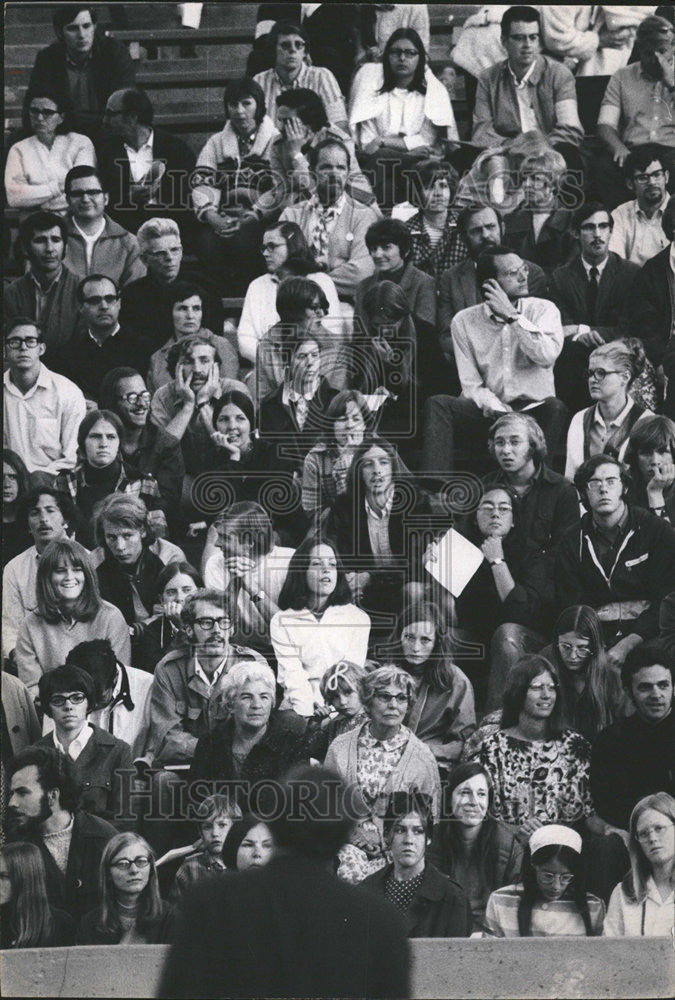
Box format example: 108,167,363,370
365,492,394,520
73,216,106,242
636,195,668,222
591,396,634,430
194,656,228,689
310,190,347,218
124,130,154,168
581,256,609,280
4,361,52,399
53,721,93,761
645,875,675,905
88,323,121,344
507,56,540,89
361,724,408,751
283,378,320,405
30,268,62,295
274,64,307,90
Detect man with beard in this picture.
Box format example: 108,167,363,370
149,335,248,485
610,146,671,267
280,138,380,301
6,746,116,921
549,203,641,413
438,205,548,344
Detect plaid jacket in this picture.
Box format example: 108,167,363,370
57,463,162,511
405,210,468,281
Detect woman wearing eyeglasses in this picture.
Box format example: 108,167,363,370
564,338,654,480
325,665,441,883
604,792,675,937
77,832,175,945
5,87,95,216
485,825,605,937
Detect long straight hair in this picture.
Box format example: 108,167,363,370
518,843,595,936
624,792,675,904
96,833,163,938
277,534,353,611
500,655,564,736
440,763,502,895
0,842,57,947
381,28,427,94
551,605,619,738
36,538,101,624
385,601,457,693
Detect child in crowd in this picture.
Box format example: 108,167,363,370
304,660,369,762
170,794,242,903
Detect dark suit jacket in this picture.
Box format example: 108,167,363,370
549,252,640,339
438,255,548,340
503,209,576,275
159,852,411,999
51,323,154,403
629,245,673,366
27,34,135,138
36,724,134,828
96,128,196,235
362,862,472,937
258,378,339,469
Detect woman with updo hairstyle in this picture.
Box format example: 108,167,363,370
238,220,341,366
485,825,605,937
325,664,441,883
428,762,523,933
625,415,675,524
565,338,655,479
0,842,76,948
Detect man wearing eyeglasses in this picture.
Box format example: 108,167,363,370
3,317,85,476
147,589,268,767
556,454,675,670
52,274,153,406
63,165,145,287
610,146,670,267
549,202,641,414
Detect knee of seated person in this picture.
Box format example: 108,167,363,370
490,622,525,652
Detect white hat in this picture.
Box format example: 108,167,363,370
529,825,582,855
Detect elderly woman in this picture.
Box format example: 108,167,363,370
5,87,95,216
271,536,371,716
479,656,596,838
188,661,308,804
77,833,175,945
14,538,131,700
192,77,278,294
429,762,523,934
325,664,441,882
565,338,654,479
604,792,675,937
147,281,239,393
625,415,675,524
35,663,133,826
237,221,341,367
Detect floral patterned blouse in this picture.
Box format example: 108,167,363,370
479,729,594,827
356,725,410,812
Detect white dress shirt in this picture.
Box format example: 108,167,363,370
125,130,154,183
604,876,675,937
610,197,670,267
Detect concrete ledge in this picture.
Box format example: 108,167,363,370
2,938,673,999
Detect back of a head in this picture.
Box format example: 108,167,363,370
269,764,354,861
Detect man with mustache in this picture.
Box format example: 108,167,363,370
6,746,116,921
549,202,641,413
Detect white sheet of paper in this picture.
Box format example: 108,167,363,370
424,528,485,598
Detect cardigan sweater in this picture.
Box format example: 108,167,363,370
5,132,96,214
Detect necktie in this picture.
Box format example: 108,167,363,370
587,266,599,323
311,201,339,266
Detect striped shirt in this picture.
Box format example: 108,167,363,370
254,65,347,126
485,884,605,937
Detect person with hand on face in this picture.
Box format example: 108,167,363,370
302,390,373,519
62,165,144,286
429,763,524,935
53,274,154,404
14,538,130,701
591,642,675,833
0,842,76,949
3,318,86,478
120,218,226,353
26,5,135,139
77,832,175,945
2,488,75,665
604,792,675,937
280,138,381,301
131,562,202,675
3,212,82,359
147,282,238,394
5,87,95,216
146,589,269,767
485,825,605,937
56,409,164,549
362,791,472,938
422,245,566,478
271,536,371,717
565,339,654,480
150,335,249,484
610,146,671,267
254,21,347,129
557,456,675,670
626,416,675,524
35,663,134,828
2,450,32,569
302,659,369,762
5,746,116,923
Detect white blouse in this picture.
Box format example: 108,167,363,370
270,603,371,716
603,877,675,937
5,132,96,213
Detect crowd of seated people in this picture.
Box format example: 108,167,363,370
2,1,675,955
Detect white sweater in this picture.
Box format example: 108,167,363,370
5,132,96,213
